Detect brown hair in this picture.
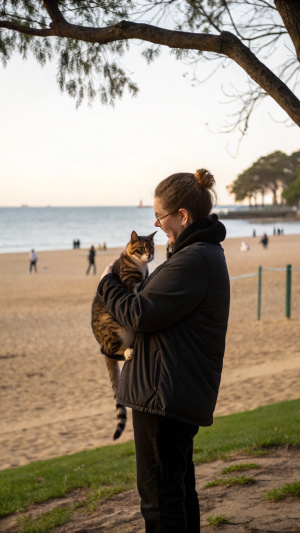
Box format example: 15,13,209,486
155,169,217,220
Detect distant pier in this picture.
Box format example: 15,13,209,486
217,206,299,220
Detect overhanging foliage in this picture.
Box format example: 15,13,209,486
0,1,299,131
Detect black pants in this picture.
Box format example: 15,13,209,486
86,261,96,275
29,260,37,273
132,409,200,533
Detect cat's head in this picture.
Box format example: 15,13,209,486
126,231,156,264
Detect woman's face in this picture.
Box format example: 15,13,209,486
154,197,188,247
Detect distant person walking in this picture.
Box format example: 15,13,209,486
260,233,269,249
86,245,96,275
29,249,38,273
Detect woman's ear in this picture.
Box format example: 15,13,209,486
178,208,189,227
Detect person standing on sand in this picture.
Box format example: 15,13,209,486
29,249,38,274
98,169,230,532
260,233,269,249
86,245,96,275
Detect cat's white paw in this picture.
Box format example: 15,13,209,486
124,348,134,361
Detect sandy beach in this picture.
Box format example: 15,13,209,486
0,233,300,472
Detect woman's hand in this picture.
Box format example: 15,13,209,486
100,260,117,281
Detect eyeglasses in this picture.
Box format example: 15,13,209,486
155,211,177,226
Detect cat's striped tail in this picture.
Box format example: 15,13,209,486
103,353,127,440
113,401,127,440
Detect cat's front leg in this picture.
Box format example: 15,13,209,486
118,327,134,360
124,348,134,360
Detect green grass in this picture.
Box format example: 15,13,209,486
221,463,259,474
18,506,74,533
204,475,255,488
193,398,300,464
206,514,231,527
0,399,299,524
264,481,300,501
0,441,136,517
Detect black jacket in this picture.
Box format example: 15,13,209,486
89,248,96,263
98,215,230,426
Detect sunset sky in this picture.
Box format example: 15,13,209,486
1,42,299,207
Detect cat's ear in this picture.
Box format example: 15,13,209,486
131,231,139,242
148,231,157,240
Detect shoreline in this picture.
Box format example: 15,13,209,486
1,229,300,256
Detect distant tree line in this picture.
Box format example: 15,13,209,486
227,150,300,207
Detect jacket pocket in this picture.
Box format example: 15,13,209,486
153,351,161,390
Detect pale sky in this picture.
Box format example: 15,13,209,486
0,41,299,207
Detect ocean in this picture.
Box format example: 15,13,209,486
1,206,300,254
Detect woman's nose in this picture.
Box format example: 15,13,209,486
154,219,160,228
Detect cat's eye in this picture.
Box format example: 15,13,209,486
139,247,145,251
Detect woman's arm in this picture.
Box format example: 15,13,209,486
98,249,208,333
100,261,115,280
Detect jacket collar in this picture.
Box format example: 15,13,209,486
167,214,226,258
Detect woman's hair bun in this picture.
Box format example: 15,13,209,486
194,169,215,190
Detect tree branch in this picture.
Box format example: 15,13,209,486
50,20,300,127
1,9,299,127
0,20,53,36
218,31,300,127
274,0,300,61
0,11,49,28
42,0,67,25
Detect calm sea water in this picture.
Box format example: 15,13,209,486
0,206,300,254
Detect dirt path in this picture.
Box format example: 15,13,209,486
1,446,299,532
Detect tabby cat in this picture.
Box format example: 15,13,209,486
91,230,156,440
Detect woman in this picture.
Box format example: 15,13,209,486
98,169,230,532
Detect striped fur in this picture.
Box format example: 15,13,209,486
91,231,156,440
114,402,127,440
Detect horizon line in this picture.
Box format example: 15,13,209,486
0,203,246,209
